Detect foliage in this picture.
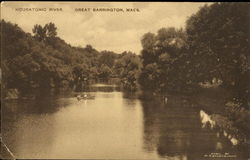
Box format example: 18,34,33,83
139,3,249,107
139,27,187,93
98,64,112,79
33,22,57,42
114,51,142,90
1,20,141,93
225,102,250,142
186,2,250,107
98,50,118,68
137,3,250,146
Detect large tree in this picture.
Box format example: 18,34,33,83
32,22,57,42
139,27,187,92
114,51,142,90
186,2,250,107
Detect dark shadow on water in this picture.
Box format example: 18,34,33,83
75,84,121,93
140,93,245,160
3,88,74,116
122,91,140,99
2,84,249,159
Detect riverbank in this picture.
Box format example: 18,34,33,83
191,87,232,115
139,86,250,152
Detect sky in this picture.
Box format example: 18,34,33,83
1,2,210,54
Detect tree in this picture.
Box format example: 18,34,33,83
73,64,89,83
141,32,157,66
32,22,57,42
115,51,142,90
32,24,46,42
2,20,98,91
98,50,117,68
44,22,57,37
98,64,112,79
186,2,250,107
139,27,187,93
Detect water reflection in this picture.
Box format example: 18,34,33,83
76,83,121,93
141,95,240,160
200,110,216,129
3,85,152,159
200,110,239,146
2,84,246,159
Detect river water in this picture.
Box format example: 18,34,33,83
2,84,245,159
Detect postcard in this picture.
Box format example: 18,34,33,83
1,2,249,160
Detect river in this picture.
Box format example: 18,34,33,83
2,83,246,159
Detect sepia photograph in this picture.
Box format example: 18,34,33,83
0,2,249,160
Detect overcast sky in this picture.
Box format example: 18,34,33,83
2,2,210,54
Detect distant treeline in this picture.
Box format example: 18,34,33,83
0,20,141,93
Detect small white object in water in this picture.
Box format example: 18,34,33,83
200,110,216,128
223,131,228,137
230,137,238,145
164,97,168,103
77,95,81,101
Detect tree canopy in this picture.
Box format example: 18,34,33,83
139,2,249,108
1,20,142,93
185,2,250,107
